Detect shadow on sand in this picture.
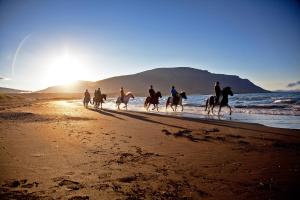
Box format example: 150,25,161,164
88,108,124,120
91,108,185,129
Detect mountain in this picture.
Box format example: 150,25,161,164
0,87,29,93
39,67,268,96
38,81,96,93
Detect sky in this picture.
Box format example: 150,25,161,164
0,0,300,91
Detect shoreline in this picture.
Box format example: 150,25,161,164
99,107,300,133
1,92,299,130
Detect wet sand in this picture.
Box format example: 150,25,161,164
1,98,300,199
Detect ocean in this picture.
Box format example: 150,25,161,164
91,92,300,130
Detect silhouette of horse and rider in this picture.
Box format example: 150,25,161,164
83,88,107,109
83,81,233,115
205,81,234,115
144,85,162,111
165,86,187,111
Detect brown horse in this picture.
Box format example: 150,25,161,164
144,91,162,111
166,92,187,111
83,96,91,108
205,87,233,115
93,94,107,109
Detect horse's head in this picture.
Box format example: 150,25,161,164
156,91,162,98
180,91,187,99
103,94,107,100
223,87,233,96
126,92,134,99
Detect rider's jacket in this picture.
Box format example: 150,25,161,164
149,88,155,97
85,91,90,98
215,85,221,96
171,88,178,97
120,89,125,98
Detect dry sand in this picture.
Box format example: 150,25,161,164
0,97,300,199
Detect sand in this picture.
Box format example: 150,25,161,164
0,96,300,199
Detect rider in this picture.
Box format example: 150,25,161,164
94,89,97,98
84,89,91,101
97,88,102,99
149,85,155,100
214,81,221,104
120,87,125,102
171,86,179,104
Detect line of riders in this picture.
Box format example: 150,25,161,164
83,81,233,115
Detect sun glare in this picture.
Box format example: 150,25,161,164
45,49,89,86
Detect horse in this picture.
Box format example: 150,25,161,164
83,96,91,108
116,92,135,110
166,91,187,111
144,91,162,111
205,87,233,115
93,94,107,109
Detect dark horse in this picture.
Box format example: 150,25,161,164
205,87,233,115
144,91,162,111
83,96,91,108
166,92,187,111
93,94,107,109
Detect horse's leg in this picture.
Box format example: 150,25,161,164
152,104,155,110
218,105,222,115
171,105,174,111
156,104,159,112
228,105,232,115
181,104,183,111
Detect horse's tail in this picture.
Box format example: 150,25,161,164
144,97,149,108
166,97,170,109
205,98,209,111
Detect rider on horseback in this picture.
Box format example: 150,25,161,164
97,88,102,100
149,85,155,103
84,89,91,105
85,89,90,99
94,89,97,98
120,87,125,102
171,86,179,104
215,81,221,104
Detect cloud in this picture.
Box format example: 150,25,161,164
287,81,300,88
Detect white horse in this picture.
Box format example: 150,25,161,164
116,92,135,110
166,92,187,111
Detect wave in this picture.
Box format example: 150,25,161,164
273,99,299,104
183,103,202,107
234,104,287,109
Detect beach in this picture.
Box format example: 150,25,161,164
1,96,300,199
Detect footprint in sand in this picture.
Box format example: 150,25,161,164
58,180,83,190
1,179,38,189
52,177,83,191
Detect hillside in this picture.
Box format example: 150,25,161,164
39,67,268,96
0,87,29,93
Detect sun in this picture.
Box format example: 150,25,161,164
45,49,89,86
